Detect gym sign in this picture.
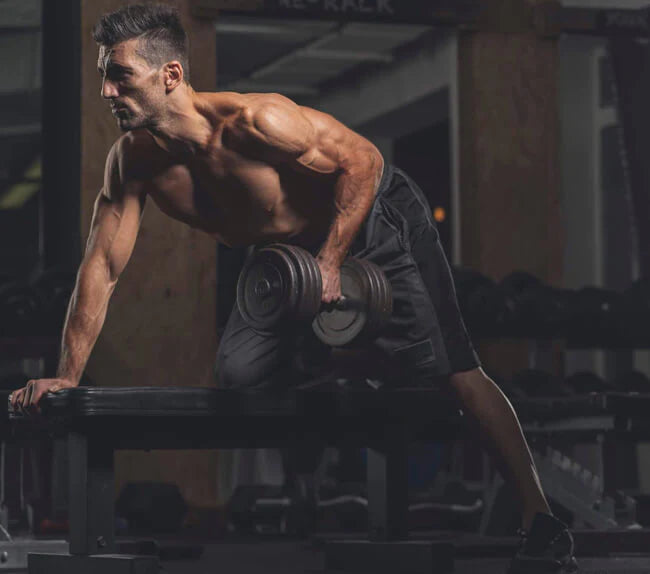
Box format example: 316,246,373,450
274,0,395,16
216,0,457,25
197,1,650,37
595,9,650,36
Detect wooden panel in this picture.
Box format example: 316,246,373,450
458,23,562,283
457,0,563,375
80,0,219,507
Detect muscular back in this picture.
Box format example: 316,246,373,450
117,92,383,248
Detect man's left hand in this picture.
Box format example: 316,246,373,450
316,258,342,304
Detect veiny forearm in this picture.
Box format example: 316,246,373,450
56,257,116,384
318,147,384,267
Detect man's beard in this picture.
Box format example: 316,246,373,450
115,110,152,132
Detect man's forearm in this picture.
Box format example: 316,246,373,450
317,149,384,267
56,259,116,384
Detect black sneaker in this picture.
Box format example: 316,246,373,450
508,513,578,573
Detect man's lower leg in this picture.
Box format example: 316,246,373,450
449,368,551,530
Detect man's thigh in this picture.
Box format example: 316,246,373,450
352,169,481,382
215,305,294,389
215,304,327,389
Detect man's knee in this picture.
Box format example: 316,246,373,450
215,350,258,388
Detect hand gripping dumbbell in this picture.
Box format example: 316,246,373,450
236,244,392,347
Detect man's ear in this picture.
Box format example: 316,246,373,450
163,61,183,91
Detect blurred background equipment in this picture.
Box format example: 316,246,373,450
116,482,188,534
29,268,75,335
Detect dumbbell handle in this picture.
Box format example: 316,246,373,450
255,278,352,310
322,296,349,312
254,276,357,313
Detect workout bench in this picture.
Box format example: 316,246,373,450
10,384,465,574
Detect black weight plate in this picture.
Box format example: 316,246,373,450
276,244,307,322
0,281,41,336
356,259,381,340
357,259,392,339
312,259,369,347
236,246,299,331
368,259,393,331
377,263,393,324
370,260,389,333
303,249,323,321
31,268,76,335
282,245,322,323
378,267,393,326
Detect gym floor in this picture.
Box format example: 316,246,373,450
157,541,650,574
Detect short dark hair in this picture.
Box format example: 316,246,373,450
93,3,190,83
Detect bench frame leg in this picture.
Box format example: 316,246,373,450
29,433,159,574
367,424,409,541
326,424,455,573
68,431,116,555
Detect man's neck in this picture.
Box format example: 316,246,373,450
147,89,217,157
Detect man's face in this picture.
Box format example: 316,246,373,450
97,39,164,132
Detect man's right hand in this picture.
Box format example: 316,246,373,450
9,378,76,416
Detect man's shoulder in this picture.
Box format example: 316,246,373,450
200,90,247,113
110,130,165,180
201,91,300,120
114,129,160,160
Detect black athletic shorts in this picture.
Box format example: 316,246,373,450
216,164,481,389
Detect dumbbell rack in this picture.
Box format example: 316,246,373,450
0,335,67,571
0,336,60,377
0,337,58,360
468,321,650,541
525,331,650,514
533,446,637,530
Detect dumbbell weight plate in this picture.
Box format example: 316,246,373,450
238,245,393,346
236,244,322,331
31,268,76,334
351,259,381,344
370,259,392,328
354,258,391,341
366,261,393,338
0,282,41,336
282,245,322,324
312,258,371,347
236,246,300,331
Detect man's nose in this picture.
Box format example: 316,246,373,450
101,78,118,99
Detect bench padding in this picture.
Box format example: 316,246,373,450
35,386,463,419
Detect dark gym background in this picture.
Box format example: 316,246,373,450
4,0,650,572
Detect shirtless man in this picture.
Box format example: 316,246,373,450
10,5,576,572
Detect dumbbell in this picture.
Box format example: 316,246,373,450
500,271,578,338
615,370,650,393
0,281,41,336
564,371,611,394
236,244,392,347
568,286,620,343
451,267,506,335
30,268,76,335
617,277,650,346
510,369,574,398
